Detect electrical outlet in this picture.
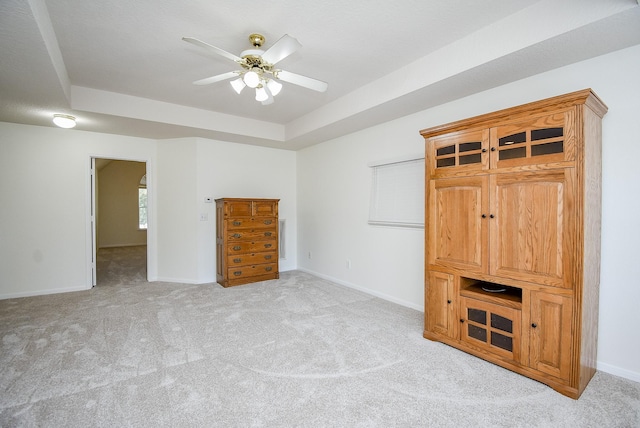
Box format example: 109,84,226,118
200,213,208,221
346,259,352,269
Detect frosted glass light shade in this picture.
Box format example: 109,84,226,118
255,86,269,102
230,78,246,94
267,79,282,96
243,71,260,88
53,114,76,128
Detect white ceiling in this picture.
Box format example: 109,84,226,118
1,0,640,150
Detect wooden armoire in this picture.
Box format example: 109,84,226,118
215,198,279,287
420,89,607,399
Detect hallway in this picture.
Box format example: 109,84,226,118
96,245,147,286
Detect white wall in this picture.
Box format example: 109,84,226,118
156,139,199,283
296,44,640,381
297,122,425,309
0,129,297,294
196,138,297,280
156,137,297,283
0,123,156,297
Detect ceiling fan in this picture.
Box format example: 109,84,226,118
182,33,328,105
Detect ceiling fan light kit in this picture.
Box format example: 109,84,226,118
183,33,328,105
230,78,246,94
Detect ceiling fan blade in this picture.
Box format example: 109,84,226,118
182,37,241,63
193,71,238,85
261,34,302,65
277,70,328,92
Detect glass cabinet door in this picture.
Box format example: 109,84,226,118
460,297,522,363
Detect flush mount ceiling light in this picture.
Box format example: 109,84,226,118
182,33,328,105
52,114,76,128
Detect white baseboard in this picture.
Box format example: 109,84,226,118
0,284,89,300
297,267,424,312
154,276,202,284
597,362,640,383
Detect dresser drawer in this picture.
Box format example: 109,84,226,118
228,263,278,280
228,251,277,267
227,240,276,254
227,218,276,229
227,228,276,241
224,200,278,217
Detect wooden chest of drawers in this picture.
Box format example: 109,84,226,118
215,198,279,287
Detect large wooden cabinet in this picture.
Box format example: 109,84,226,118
215,198,279,287
421,89,607,399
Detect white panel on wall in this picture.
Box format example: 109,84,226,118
368,157,424,228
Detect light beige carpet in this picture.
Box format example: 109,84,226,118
0,248,638,426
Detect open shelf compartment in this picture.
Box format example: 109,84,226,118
459,277,522,310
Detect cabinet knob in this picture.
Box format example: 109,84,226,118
482,214,487,218
460,319,465,323
491,147,496,152
482,148,487,153
265,266,273,272
531,323,538,328
447,299,452,304
489,214,495,219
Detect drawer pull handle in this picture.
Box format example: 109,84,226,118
233,258,242,263
264,232,272,237
233,246,241,251
264,220,272,225
264,255,272,260
265,244,272,248
233,271,242,276
233,221,241,226
265,267,273,272
233,233,241,238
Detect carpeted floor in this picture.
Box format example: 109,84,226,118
0,247,639,427
96,245,148,286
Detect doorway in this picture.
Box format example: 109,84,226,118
91,158,148,286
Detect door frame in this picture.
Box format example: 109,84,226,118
86,155,156,287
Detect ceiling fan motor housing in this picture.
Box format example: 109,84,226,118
248,33,265,47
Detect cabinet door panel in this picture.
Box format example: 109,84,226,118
426,272,456,338
427,129,489,177
460,297,522,363
227,200,253,217
491,170,573,288
490,110,574,169
428,176,488,273
253,200,278,216
529,292,572,381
